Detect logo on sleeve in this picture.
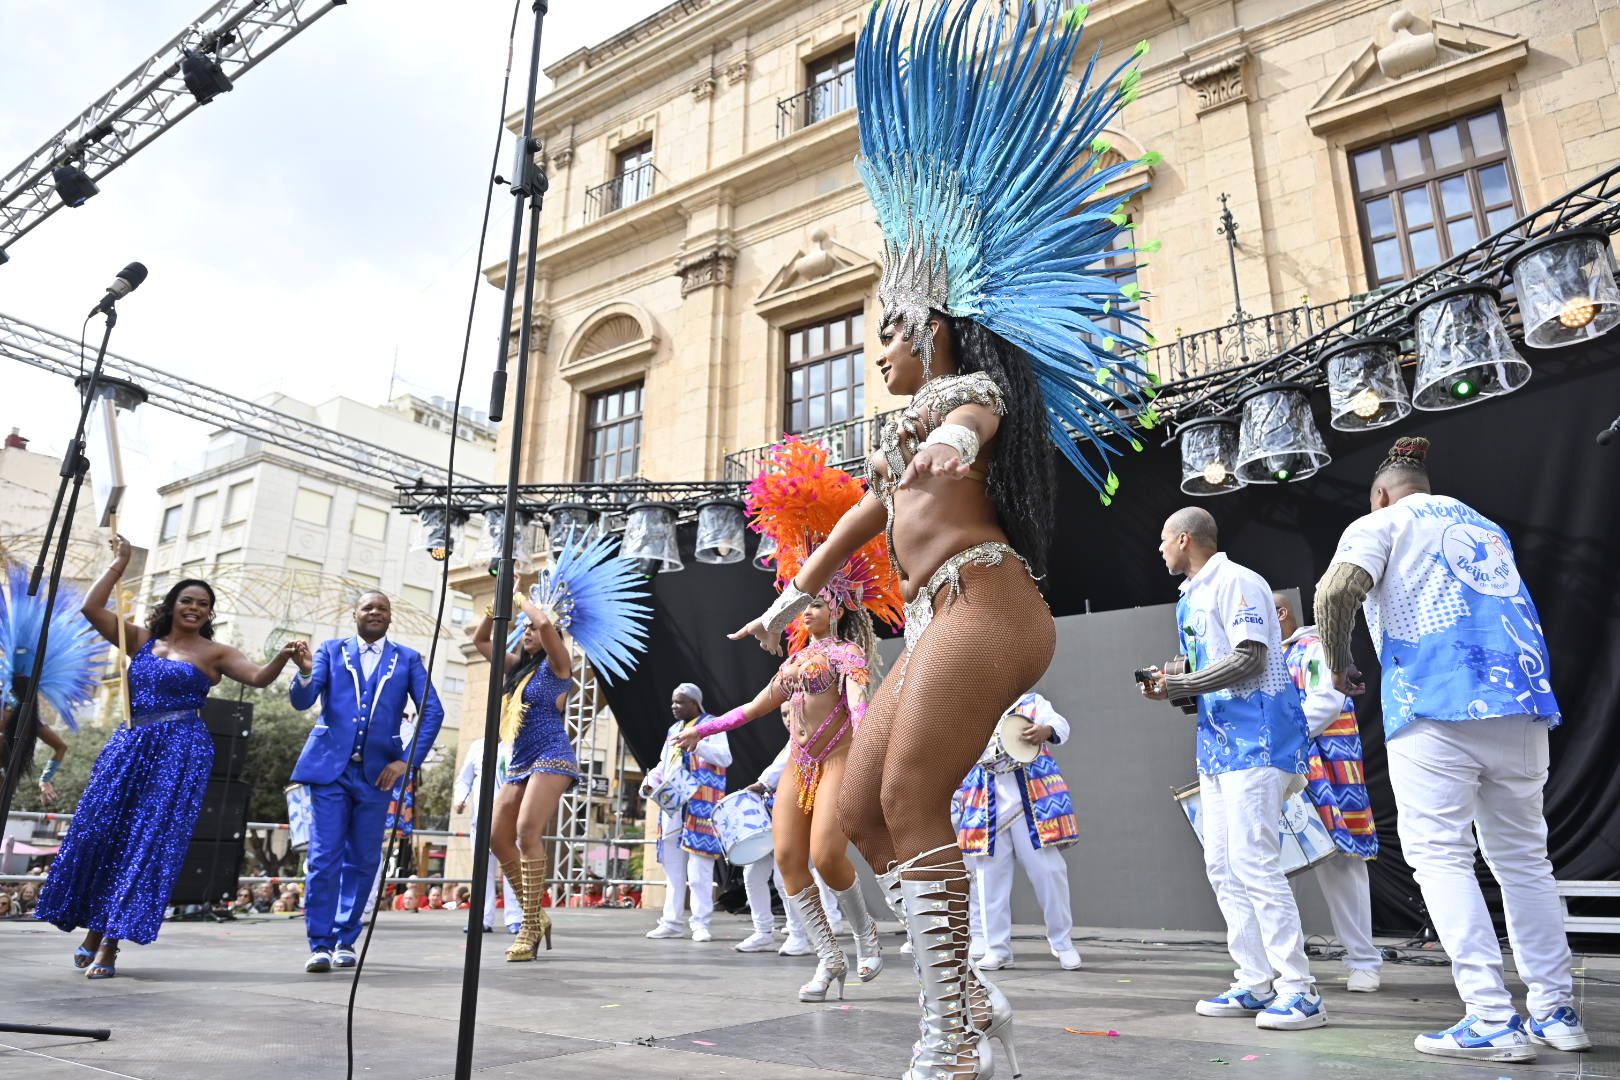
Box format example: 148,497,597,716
1231,602,1265,629
1441,524,1520,597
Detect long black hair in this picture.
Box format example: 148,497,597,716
147,578,217,639
945,316,1055,578
503,634,548,696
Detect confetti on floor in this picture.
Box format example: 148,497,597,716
692,1040,717,1046
601,1003,620,1009
1242,1055,1259,1061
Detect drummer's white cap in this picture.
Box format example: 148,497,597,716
674,682,703,707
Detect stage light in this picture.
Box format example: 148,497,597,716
1234,383,1330,485
415,506,467,563
1408,284,1527,411
52,162,99,208
751,532,777,572
621,502,683,575
1323,337,1411,432
694,499,746,565
476,506,538,575
181,49,234,104
74,374,149,528
1177,417,1242,496
546,502,598,548
1504,227,1620,348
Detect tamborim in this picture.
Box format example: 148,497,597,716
647,764,700,815
713,789,774,866
1172,781,1337,877
983,710,1041,769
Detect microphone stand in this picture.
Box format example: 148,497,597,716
452,3,548,1077
0,305,121,1043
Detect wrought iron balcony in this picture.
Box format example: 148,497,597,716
776,72,856,138
1146,291,1400,384
584,162,662,223
724,409,898,482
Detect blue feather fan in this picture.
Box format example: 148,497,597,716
0,564,105,730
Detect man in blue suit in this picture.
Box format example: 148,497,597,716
289,591,443,973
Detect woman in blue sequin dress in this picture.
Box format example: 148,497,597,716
472,591,575,961
36,535,300,978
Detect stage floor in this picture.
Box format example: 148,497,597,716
2,907,1614,1079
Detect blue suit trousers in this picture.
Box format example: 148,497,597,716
305,760,390,951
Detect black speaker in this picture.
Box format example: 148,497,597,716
192,778,250,842
170,839,246,906
201,697,252,779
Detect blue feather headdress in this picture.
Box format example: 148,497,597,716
857,0,1161,499
508,531,652,684
0,564,105,731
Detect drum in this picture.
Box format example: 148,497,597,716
983,710,1041,769
1172,781,1337,877
647,763,700,815
714,789,774,866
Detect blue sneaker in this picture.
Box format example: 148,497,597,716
1528,1007,1592,1052
1195,987,1276,1017
1256,992,1327,1030
1414,1014,1535,1062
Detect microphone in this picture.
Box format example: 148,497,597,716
1598,415,1619,447
90,262,148,315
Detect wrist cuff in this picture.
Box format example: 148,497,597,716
761,582,813,636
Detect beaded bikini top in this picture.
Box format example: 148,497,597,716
773,636,868,701
868,371,1006,581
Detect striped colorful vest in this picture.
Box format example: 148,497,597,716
956,749,1078,857
1284,634,1378,860
678,740,727,860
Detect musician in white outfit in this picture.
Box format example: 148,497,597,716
956,692,1082,971
644,683,732,942
452,737,522,934
741,745,843,955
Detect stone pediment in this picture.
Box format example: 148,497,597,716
1308,11,1528,134
755,228,879,318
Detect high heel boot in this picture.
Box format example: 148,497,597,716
505,854,550,961
784,885,848,1002
897,857,992,1080
832,882,884,982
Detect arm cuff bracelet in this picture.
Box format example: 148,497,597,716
922,423,980,466
761,581,813,636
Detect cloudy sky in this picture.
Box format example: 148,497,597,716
2,0,670,539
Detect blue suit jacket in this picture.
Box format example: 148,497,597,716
288,636,444,788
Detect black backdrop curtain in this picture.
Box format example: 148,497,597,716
600,340,1620,934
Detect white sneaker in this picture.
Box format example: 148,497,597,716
1528,1007,1592,1052
778,936,814,957
1053,946,1083,970
645,924,684,939
691,927,713,943
900,939,913,956
304,949,333,974
1255,992,1328,1030
1346,968,1381,993
735,931,776,952
978,950,1014,971
1414,1015,1535,1061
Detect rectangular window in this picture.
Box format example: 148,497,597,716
614,140,654,212
785,310,866,455
1094,223,1139,342
352,504,388,541
442,675,467,695
805,47,856,127
293,488,332,526
581,381,644,482
1351,107,1521,288
402,585,434,614
189,493,217,535
450,601,474,628
224,481,253,523
159,506,182,543
287,556,324,585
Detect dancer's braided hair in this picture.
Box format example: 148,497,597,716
1374,435,1431,485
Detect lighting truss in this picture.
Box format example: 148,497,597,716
1,311,473,487
394,479,748,525
1155,162,1620,431
0,0,344,255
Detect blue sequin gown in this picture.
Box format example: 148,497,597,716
36,639,216,944
507,662,578,785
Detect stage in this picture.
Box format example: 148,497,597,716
1,908,1613,1079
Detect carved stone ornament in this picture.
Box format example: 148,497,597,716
723,55,750,84
1376,9,1440,79
550,144,574,170
1180,47,1250,116
507,313,552,358
692,74,718,100
675,244,737,297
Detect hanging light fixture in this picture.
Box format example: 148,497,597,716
476,506,539,575
693,499,747,565
752,531,778,572
1234,382,1330,484
1322,337,1412,431
1408,284,1528,410
74,374,148,527
181,48,234,104
1504,227,1620,349
415,506,467,563
546,502,598,547
621,502,683,575
1177,417,1242,496
52,160,99,208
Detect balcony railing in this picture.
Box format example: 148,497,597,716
584,162,662,223
776,72,856,138
1146,291,1401,384
724,409,898,482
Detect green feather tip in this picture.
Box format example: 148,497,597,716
1142,238,1163,253
1064,5,1089,30
1148,371,1163,385
1101,336,1116,353
1121,282,1142,301
1091,137,1113,155
1108,210,1128,226
1130,439,1144,452
1141,150,1164,167
1106,472,1121,494
1099,491,1113,507
1102,299,1113,314
1133,40,1150,59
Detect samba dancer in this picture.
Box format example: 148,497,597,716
1274,592,1382,992
1140,508,1323,1030
37,536,300,978
743,746,845,956
733,5,1159,1074
1315,437,1587,1061
646,683,731,943
957,692,1082,972
679,438,899,1000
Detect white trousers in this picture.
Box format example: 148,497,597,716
967,822,1074,957
1385,716,1574,1021
778,864,841,940
1201,766,1315,996
1312,854,1379,971
481,847,522,929
742,858,775,935
656,847,716,932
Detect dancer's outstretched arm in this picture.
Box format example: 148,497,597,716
673,681,788,750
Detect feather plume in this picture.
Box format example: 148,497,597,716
0,564,104,731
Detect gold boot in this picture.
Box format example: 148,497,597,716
505,854,550,961
502,858,535,962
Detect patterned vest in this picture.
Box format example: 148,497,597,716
677,722,727,860
955,749,1078,857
